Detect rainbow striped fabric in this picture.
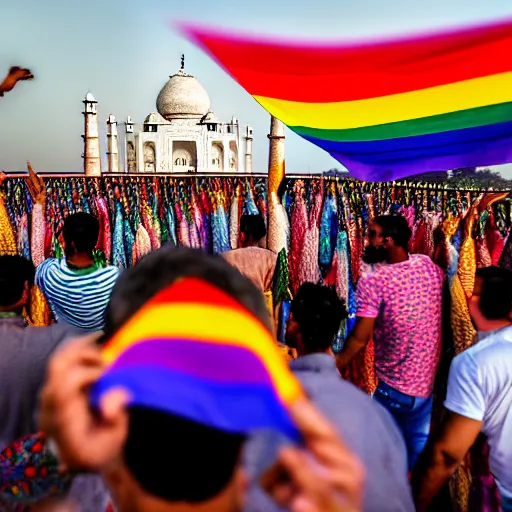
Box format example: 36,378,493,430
181,19,512,181
90,278,303,439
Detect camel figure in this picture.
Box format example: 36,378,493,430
0,66,34,97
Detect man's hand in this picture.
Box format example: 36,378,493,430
336,317,375,370
26,161,46,207
0,66,34,97
39,335,130,472
261,398,364,511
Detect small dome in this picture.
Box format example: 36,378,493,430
85,92,96,102
144,112,167,124
201,110,218,123
156,69,211,121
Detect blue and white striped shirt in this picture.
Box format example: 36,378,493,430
36,258,120,332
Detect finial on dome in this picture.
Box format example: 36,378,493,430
181,54,185,71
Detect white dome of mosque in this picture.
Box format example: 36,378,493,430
156,58,211,121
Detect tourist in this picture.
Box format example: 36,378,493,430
39,248,364,512
222,214,277,294
245,282,414,512
336,215,444,470
0,255,79,449
36,212,119,332
412,266,512,511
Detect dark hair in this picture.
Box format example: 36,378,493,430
62,212,100,255
373,215,412,251
475,266,512,320
239,214,266,243
291,283,347,352
0,255,35,307
104,247,270,502
125,407,245,503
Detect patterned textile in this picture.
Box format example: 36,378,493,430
0,432,71,506
356,254,444,397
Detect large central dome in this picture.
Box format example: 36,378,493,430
156,68,211,121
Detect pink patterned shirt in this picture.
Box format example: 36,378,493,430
356,254,444,397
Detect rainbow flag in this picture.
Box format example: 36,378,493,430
90,278,303,439
181,19,512,181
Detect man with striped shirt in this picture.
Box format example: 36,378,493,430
36,212,119,332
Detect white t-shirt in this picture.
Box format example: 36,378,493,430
444,326,512,499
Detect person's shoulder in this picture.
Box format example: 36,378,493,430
449,340,497,387
35,258,61,286
413,254,444,272
465,329,512,365
298,367,380,412
37,258,59,272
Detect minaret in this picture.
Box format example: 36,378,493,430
82,92,102,176
267,116,286,252
267,115,285,195
244,124,253,172
124,116,136,173
106,114,119,173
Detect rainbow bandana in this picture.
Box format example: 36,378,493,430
180,19,512,181
90,278,303,439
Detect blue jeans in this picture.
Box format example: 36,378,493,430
374,380,433,471
502,495,512,512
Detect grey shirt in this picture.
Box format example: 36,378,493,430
243,353,414,512
0,316,79,450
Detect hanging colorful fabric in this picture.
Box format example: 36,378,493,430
288,181,307,295
132,223,152,265
229,187,241,250
95,196,112,263
212,198,230,254
272,248,292,306
112,201,127,269
243,181,259,216
16,214,30,261
458,209,478,298
29,286,52,327
319,187,338,269
298,182,322,286
175,201,190,248
0,186,17,256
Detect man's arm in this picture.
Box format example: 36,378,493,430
26,162,46,267
412,410,482,511
336,316,376,369
413,351,484,511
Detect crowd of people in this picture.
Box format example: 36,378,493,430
0,200,511,512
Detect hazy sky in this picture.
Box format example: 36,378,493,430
2,0,512,176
